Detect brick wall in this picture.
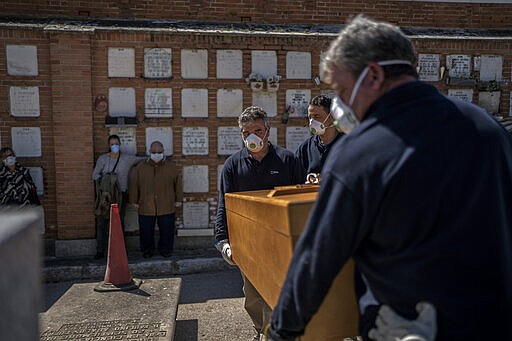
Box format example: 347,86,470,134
1,1,511,29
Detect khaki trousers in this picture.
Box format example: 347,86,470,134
242,273,273,333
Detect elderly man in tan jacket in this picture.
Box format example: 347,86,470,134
129,140,183,258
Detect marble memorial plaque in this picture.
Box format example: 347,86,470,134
145,127,173,156
269,127,277,147
478,91,500,113
183,201,209,228
217,89,243,117
27,167,44,196
251,51,277,78
9,86,40,117
183,165,209,193
480,55,503,82
446,55,471,79
418,54,440,81
181,89,208,117
108,47,135,78
473,56,481,71
286,52,311,80
183,127,209,155
181,49,208,79
144,47,172,79
6,45,38,76
145,88,172,117
447,89,473,103
286,127,310,153
108,87,136,117
11,127,41,157
286,89,311,118
217,164,224,191
109,127,137,155
216,50,243,79
218,127,243,155
252,92,277,117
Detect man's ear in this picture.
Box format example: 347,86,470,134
366,63,386,90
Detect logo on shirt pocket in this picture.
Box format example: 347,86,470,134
270,170,279,175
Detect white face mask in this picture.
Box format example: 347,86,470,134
3,156,16,166
244,130,267,153
150,153,164,162
332,59,412,134
309,112,332,136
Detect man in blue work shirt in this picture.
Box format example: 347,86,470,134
265,15,512,341
295,94,343,183
215,106,302,340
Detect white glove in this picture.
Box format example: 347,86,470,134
368,302,437,341
215,239,235,265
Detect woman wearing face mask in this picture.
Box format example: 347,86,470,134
294,95,344,183
92,134,144,259
0,147,40,206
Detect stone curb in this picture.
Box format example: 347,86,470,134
43,257,233,282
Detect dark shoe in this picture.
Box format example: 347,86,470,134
160,251,172,257
94,252,104,260
143,252,153,258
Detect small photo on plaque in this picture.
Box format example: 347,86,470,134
9,86,40,117
217,89,243,117
181,49,208,79
286,52,311,80
109,127,137,155
6,45,38,76
144,48,172,79
286,126,310,153
218,127,243,155
145,127,173,156
251,51,277,79
286,89,311,118
108,47,135,78
252,92,277,117
217,50,243,79
181,89,208,118
11,127,42,157
183,127,209,156
109,88,136,117
183,201,210,228
183,165,209,193
418,54,441,82
145,88,172,117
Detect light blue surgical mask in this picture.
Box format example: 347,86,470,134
150,153,164,162
332,59,412,134
3,156,16,166
110,144,120,154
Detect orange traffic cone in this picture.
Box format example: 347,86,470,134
94,203,141,292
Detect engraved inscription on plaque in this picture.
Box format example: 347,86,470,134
145,127,173,156
183,165,209,193
286,89,311,118
6,45,38,76
418,54,440,82
109,88,136,117
252,92,277,117
480,55,503,82
109,127,137,155
9,86,40,117
446,55,471,79
182,127,209,156
183,201,209,228
108,47,135,78
251,51,277,79
144,48,172,79
181,49,208,79
145,88,172,117
181,89,208,117
286,127,310,153
217,50,243,79
40,319,166,341
447,89,473,103
286,52,311,80
217,89,243,117
218,127,243,155
11,127,42,157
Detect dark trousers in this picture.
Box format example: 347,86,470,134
138,213,175,254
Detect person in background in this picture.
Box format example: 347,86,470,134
0,147,39,206
129,141,182,258
92,134,143,259
295,94,344,183
215,106,302,340
265,15,512,341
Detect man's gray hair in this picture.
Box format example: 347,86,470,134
320,15,417,80
238,106,270,129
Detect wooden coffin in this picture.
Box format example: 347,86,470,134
225,185,359,340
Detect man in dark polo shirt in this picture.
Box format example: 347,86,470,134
295,94,344,183
215,106,301,340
